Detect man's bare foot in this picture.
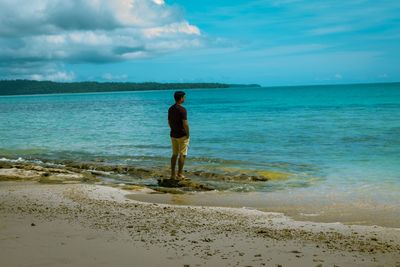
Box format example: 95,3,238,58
176,174,189,180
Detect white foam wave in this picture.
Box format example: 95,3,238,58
0,157,64,168
0,157,26,162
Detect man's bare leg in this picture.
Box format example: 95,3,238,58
177,155,186,178
170,155,178,179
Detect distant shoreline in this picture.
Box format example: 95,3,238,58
0,80,261,96
1,79,398,97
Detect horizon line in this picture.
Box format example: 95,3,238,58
1,79,399,89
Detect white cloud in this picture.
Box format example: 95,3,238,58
153,0,164,5
0,0,202,81
30,71,76,82
143,22,201,38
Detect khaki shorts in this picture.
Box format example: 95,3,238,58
171,136,190,156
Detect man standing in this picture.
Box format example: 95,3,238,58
168,91,190,180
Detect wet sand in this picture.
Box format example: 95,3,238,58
127,190,400,228
1,180,400,267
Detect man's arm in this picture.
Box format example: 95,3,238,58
183,120,190,138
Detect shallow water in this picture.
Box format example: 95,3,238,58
1,83,399,224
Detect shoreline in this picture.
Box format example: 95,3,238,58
1,159,399,229
1,181,400,266
125,190,400,228
0,80,261,97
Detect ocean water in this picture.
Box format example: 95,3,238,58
1,83,400,224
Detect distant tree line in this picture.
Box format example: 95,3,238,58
0,80,260,96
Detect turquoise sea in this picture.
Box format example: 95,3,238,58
1,83,399,225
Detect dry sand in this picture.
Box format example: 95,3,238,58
1,180,400,267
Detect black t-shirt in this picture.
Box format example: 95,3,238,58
168,104,187,138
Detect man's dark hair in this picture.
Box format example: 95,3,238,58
174,91,186,102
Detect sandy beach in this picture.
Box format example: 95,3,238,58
1,164,400,267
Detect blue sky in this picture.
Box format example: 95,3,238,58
1,0,399,86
